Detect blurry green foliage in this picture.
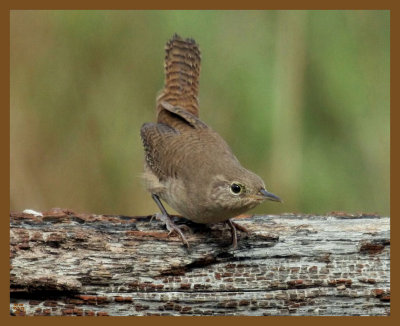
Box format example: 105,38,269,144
10,10,390,216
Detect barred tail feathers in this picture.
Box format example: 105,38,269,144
157,34,201,122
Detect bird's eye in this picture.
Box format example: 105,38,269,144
230,183,243,195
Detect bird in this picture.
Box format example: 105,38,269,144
140,34,282,249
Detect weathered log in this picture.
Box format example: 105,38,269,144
10,209,390,316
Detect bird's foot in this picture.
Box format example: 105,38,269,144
149,213,159,223
230,221,249,233
154,213,190,248
226,220,251,250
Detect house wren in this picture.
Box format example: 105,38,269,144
141,34,282,249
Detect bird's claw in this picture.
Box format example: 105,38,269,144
163,215,191,248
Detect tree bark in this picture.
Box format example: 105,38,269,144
10,209,390,316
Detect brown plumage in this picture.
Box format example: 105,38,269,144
140,34,282,249
156,34,201,129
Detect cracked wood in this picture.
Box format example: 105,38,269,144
10,209,390,316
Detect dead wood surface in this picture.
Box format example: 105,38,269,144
10,209,390,316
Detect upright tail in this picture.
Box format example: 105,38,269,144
156,34,201,124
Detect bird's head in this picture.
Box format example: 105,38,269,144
208,167,282,216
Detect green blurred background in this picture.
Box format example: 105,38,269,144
10,10,390,216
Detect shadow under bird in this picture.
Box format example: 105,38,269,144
141,34,282,249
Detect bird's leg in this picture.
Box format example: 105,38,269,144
226,219,238,250
151,194,190,248
230,221,249,233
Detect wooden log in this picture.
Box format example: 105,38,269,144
10,209,390,316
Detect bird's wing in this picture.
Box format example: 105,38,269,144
140,122,181,180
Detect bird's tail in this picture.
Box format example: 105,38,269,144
156,34,201,124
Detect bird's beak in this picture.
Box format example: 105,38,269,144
259,188,283,203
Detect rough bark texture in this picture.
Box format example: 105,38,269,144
10,209,390,316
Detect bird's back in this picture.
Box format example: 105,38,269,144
141,119,239,183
